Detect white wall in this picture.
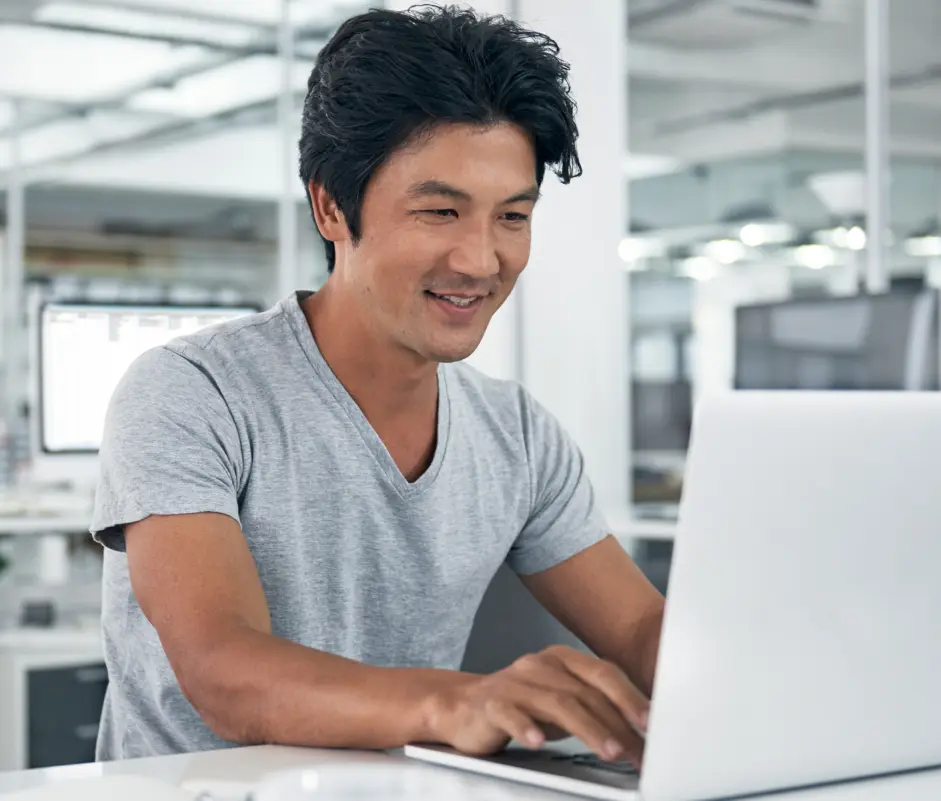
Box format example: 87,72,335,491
515,0,630,520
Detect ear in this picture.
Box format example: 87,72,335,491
308,181,349,245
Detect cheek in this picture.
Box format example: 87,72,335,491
359,227,423,289
500,234,532,280
369,219,445,274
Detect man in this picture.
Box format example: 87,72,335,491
92,4,664,769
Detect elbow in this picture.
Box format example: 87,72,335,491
172,643,268,745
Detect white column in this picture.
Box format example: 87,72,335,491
3,101,26,424
277,0,299,300
515,0,629,520
864,0,890,294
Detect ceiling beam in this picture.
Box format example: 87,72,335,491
0,14,326,58
628,40,861,92
641,60,941,137
0,84,309,189
53,0,280,29
0,19,329,142
12,17,279,55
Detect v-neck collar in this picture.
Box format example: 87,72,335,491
284,291,451,499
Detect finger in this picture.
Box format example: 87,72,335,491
508,650,642,758
578,690,645,768
484,701,546,750
550,648,650,735
511,666,641,760
523,690,624,762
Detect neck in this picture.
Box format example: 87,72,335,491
302,281,438,421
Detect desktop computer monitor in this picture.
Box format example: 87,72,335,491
632,379,693,453
734,290,940,391
30,301,258,486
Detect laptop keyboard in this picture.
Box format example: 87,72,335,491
550,752,639,776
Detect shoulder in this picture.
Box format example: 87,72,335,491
120,302,296,394
112,303,291,412
164,304,288,365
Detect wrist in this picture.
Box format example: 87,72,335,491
411,670,477,744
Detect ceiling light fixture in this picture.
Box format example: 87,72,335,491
739,222,794,248
905,235,941,258
681,257,719,282
845,226,867,251
618,236,665,264
794,244,836,270
703,239,746,265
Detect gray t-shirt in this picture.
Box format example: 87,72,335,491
91,290,607,761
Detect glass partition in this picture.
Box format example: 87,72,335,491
626,0,867,521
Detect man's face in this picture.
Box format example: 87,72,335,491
333,122,538,364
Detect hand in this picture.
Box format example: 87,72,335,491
423,645,649,768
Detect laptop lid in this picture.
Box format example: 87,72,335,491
642,392,941,801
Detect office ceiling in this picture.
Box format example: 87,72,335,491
1,0,940,238
0,0,366,175
629,0,941,162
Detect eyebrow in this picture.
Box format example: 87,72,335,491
405,179,541,205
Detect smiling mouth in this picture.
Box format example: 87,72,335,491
424,290,486,308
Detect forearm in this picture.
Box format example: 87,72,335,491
616,603,663,698
176,625,474,749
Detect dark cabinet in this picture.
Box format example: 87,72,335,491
27,662,108,769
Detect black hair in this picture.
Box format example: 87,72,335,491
299,3,581,273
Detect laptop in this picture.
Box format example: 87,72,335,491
407,392,941,800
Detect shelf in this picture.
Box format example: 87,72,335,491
623,518,677,541
610,514,677,542
0,626,102,652
0,516,91,536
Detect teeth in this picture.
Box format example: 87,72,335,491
436,294,476,307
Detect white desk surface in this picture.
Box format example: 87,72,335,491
2,745,941,800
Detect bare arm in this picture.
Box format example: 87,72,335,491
128,513,653,763
126,512,467,749
521,536,665,697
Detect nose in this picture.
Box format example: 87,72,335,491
447,220,500,279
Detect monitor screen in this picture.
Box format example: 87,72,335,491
735,291,939,391
632,379,693,452
40,303,257,454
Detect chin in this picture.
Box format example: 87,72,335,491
427,348,476,365
422,339,481,364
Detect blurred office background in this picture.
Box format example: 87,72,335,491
0,0,937,772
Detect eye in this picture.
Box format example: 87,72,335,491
502,212,530,223
420,209,458,218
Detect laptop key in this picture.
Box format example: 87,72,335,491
551,753,639,776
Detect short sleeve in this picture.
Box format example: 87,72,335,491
506,393,609,575
91,345,244,552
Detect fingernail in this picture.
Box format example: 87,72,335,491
526,729,544,747
603,739,623,760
